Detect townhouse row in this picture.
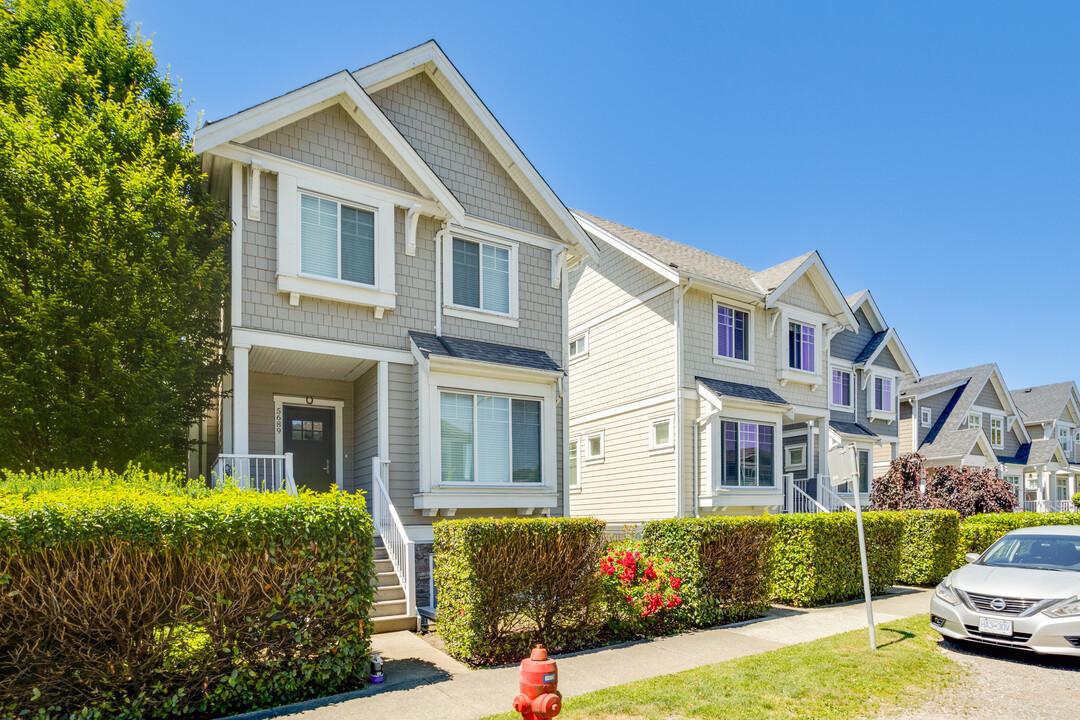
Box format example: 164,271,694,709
186,42,1077,621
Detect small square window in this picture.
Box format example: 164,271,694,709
968,413,981,430
920,407,932,428
452,237,511,314
586,433,604,462
650,418,673,451
569,334,587,360
785,443,807,470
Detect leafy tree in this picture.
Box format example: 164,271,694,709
869,453,927,511
0,0,228,470
870,452,1017,518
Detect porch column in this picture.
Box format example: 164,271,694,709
1017,471,1024,510
221,372,233,454
233,344,250,455
1070,472,1077,507
817,417,829,482
807,421,815,479
377,361,389,459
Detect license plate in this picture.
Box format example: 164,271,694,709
979,617,1013,637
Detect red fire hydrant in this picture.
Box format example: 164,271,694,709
512,645,562,720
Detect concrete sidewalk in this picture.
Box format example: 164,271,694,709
231,587,933,720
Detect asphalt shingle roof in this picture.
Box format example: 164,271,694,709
854,331,887,364
899,363,996,402
997,444,1031,466
409,332,561,373
829,421,878,438
920,426,984,461
1027,438,1061,466
1011,382,1076,425
696,376,789,406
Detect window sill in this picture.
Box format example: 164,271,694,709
278,274,395,314
569,352,589,364
584,457,605,465
649,445,675,455
444,305,520,328
778,368,821,388
713,355,753,370
830,403,854,412
413,489,558,511
868,410,895,423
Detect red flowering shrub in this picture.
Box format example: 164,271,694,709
598,541,683,637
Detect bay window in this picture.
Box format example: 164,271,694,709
717,420,775,487
440,391,541,484
831,368,852,408
300,193,375,285
716,303,749,361
788,322,815,372
452,237,511,314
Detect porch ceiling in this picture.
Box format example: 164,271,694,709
249,346,375,382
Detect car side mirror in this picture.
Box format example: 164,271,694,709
965,552,981,564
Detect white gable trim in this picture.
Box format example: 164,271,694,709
573,213,680,284
854,328,919,380
193,70,466,225
848,290,887,333
762,253,858,331
955,368,1030,443
353,42,599,263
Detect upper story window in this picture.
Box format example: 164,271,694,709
650,417,674,452
716,303,749,362
569,334,587,360
1058,426,1072,455
585,432,604,462
439,391,541,484
873,377,893,413
568,439,579,489
717,420,775,487
831,368,852,408
990,415,1004,449
968,413,981,430
453,237,510,314
921,407,932,428
300,193,375,285
788,322,815,372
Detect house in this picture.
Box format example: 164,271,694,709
897,364,1071,510
189,41,599,625
565,211,891,523
816,290,918,504
1011,381,1080,511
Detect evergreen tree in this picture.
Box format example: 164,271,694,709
0,0,228,470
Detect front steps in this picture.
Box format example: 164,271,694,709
372,542,416,634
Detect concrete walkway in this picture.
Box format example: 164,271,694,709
228,587,933,720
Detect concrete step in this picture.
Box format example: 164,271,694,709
374,547,389,561
373,613,416,634
374,558,395,574
371,570,399,587
375,584,405,603
372,598,407,619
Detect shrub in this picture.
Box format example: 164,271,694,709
433,517,606,666
956,512,1080,567
924,465,1016,517
0,464,205,498
870,454,926,511
770,512,904,607
895,510,961,586
0,479,374,719
641,516,775,627
598,540,683,637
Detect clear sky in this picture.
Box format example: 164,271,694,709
127,1,1079,389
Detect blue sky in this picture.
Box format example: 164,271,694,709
127,1,1079,389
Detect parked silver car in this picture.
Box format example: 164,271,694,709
930,525,1080,656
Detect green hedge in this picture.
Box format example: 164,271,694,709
0,475,374,719
641,516,775,627
955,512,1080,567
895,510,961,586
770,512,905,607
433,517,606,666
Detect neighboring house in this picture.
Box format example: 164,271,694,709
189,41,599,622
566,211,868,524
1011,382,1080,511
817,290,918,504
897,364,1071,510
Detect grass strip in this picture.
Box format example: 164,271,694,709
486,614,956,720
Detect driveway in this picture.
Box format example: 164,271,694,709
883,638,1080,719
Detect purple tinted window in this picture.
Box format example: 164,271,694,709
717,305,748,360
875,377,893,412
723,421,739,485
832,370,851,406
789,323,815,372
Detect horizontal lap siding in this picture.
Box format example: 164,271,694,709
353,365,378,501
387,362,418,513
568,243,672,329
569,402,678,524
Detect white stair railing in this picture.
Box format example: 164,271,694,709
211,453,297,495
785,473,830,514
817,475,856,512
371,457,416,619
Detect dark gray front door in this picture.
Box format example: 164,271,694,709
283,406,335,493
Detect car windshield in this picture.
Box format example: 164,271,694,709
980,534,1080,571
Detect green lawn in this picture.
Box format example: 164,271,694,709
486,615,957,720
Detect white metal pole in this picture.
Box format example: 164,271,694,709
852,480,876,651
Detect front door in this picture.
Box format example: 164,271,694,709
283,406,335,492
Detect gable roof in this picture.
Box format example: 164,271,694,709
853,327,919,379
353,41,598,261
919,426,994,462
1011,381,1080,426
696,376,790,407
829,420,878,438
901,363,1029,443
572,211,856,329
845,290,887,332
192,70,467,224
409,331,561,373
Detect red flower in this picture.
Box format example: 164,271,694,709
670,577,682,590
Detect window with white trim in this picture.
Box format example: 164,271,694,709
968,413,981,430
989,415,1004,449
788,322,815,372
921,407,932,428
1058,426,1072,456
650,417,673,451
300,193,376,285
873,377,893,413
568,439,579,489
839,449,871,494
785,443,807,470
1005,475,1021,494
585,432,604,462
831,369,852,408
569,334,587,360
716,420,776,487
451,237,512,314
439,391,541,484
715,302,750,362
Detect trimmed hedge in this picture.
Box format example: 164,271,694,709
770,512,905,607
956,512,1080,567
0,476,374,719
895,510,961,586
642,516,775,627
433,517,606,666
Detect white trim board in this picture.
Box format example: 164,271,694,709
569,392,677,427
232,327,415,365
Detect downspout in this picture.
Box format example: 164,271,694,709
560,252,571,518
674,278,693,518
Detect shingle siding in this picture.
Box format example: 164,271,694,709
370,72,557,239
353,365,378,501
975,382,1006,412
830,308,877,363
873,346,902,372
775,275,830,316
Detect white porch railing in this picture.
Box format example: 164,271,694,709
784,473,830,513
818,476,856,512
210,453,297,494
1023,499,1077,513
371,457,416,619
